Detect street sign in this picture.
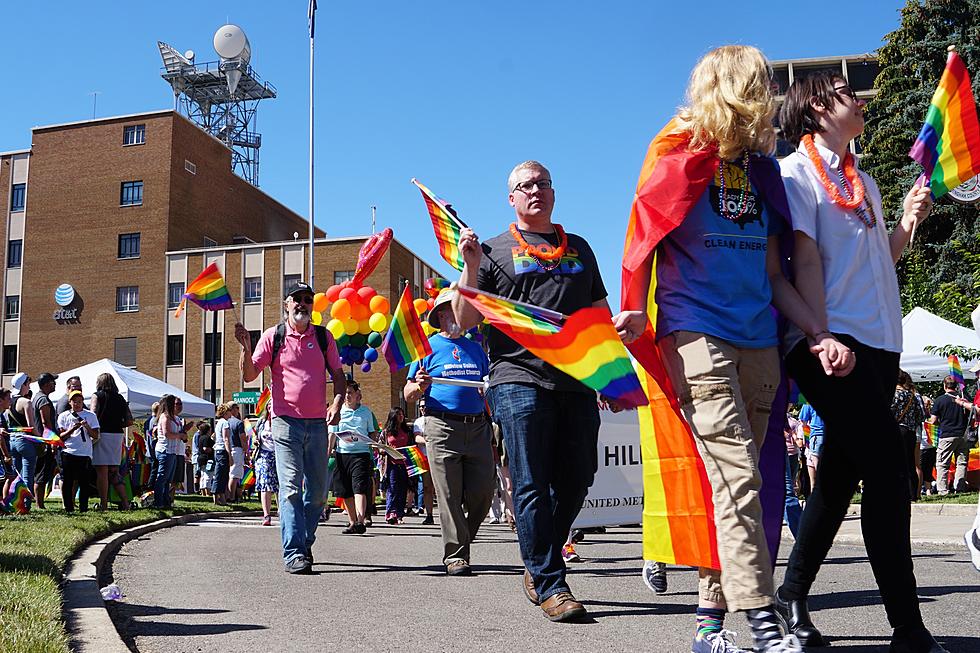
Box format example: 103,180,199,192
233,391,260,404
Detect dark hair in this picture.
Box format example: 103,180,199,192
197,422,212,435
943,375,959,390
0,388,10,401
159,394,178,418
897,369,914,391
779,70,847,145
347,381,360,393
96,372,119,394
383,407,409,435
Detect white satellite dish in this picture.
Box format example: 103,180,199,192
214,24,251,65
184,49,195,62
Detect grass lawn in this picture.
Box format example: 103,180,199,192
0,495,260,653
850,490,979,505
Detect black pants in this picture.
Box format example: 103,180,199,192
898,425,919,500
920,448,937,490
782,334,922,630
61,452,93,513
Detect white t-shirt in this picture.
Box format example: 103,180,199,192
57,408,99,458
412,416,427,455
214,418,230,452
155,415,185,455
779,142,903,353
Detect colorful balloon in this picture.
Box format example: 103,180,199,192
424,277,451,299
367,332,383,348
413,298,429,315
351,302,370,321
311,311,322,326
313,292,329,313
357,286,377,303
327,318,344,340
330,298,351,321
364,347,379,363
353,227,393,284
357,318,371,334
343,318,359,336
360,362,372,373
339,287,358,302
325,285,342,302
350,333,367,347
368,312,387,333
369,295,390,314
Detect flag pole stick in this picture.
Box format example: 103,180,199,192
411,178,469,229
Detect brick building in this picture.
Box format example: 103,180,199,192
0,110,442,417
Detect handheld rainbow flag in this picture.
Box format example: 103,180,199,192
255,386,271,418
18,428,65,448
909,48,980,199
412,178,467,271
457,286,648,409
174,262,234,318
381,285,432,371
398,445,430,477
8,426,33,433
5,475,33,514
240,467,255,489
923,421,939,447
949,354,965,389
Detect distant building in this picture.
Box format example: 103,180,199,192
1,110,442,417
771,54,880,157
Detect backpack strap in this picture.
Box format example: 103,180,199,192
271,322,332,370
271,322,286,363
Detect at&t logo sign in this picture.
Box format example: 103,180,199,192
53,283,81,322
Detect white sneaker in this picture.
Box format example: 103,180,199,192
642,560,668,594
759,634,803,653
692,630,747,653
966,527,980,572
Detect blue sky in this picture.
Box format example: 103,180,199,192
0,1,905,306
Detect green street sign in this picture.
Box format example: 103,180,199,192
233,391,260,405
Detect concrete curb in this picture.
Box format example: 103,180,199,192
63,511,260,653
847,502,977,517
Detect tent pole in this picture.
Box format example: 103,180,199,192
211,311,219,407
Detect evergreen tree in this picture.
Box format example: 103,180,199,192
861,0,980,325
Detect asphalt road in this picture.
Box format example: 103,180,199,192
107,513,978,652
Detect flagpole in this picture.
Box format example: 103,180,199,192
308,0,317,289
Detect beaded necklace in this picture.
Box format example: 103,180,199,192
510,223,568,272
835,167,877,229
717,152,752,222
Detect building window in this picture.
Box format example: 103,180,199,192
118,233,141,259
4,296,19,320
185,160,197,175
244,277,262,303
114,337,137,368
283,274,301,294
7,240,22,268
166,335,184,366
334,270,355,285
10,184,25,211
123,124,145,146
204,332,222,364
398,275,409,292
168,282,185,309
2,345,17,374
204,389,222,404
203,236,217,248
116,286,139,312
120,181,143,206
249,330,261,353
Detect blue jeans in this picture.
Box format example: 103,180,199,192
784,452,802,538
10,436,38,507
385,463,408,519
153,449,177,507
273,416,329,564
487,383,600,601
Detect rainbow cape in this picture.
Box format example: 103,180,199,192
255,386,271,418
5,475,33,514
457,286,648,409
621,118,794,568
909,49,980,198
399,445,430,477
174,262,234,318
949,354,965,389
381,285,433,371
412,178,467,271
18,428,65,448
923,421,938,447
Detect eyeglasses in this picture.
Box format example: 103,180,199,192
292,295,315,305
512,179,553,194
834,85,858,102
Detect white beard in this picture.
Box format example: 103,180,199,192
289,309,310,329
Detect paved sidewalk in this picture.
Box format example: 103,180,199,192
107,513,979,652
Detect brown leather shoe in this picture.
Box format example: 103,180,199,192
522,569,539,605
540,591,587,622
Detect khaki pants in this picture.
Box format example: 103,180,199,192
936,436,970,494
661,331,779,611
425,416,496,564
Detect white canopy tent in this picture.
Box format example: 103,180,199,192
35,358,215,418
901,307,980,382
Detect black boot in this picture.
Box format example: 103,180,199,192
774,587,826,647
889,626,948,653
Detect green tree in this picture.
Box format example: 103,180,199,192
861,0,980,325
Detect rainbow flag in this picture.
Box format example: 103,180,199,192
241,467,255,489
381,285,433,371
949,354,965,389
18,428,65,448
399,445,430,477
412,178,467,271
909,49,980,198
923,421,939,447
5,475,33,514
174,262,234,318
457,286,648,409
968,447,980,472
255,386,271,418
8,426,33,433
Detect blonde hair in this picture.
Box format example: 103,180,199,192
677,45,776,160
507,160,550,192
215,402,230,417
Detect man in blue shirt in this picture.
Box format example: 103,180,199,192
798,403,825,493
406,289,494,576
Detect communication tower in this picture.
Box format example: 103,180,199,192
158,25,276,186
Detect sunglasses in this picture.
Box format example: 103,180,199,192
291,295,315,305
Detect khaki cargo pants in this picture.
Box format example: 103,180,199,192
661,330,779,611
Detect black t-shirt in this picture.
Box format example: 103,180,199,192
477,227,607,393
931,393,968,439
31,393,53,435
95,390,129,433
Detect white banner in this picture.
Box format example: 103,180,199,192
572,409,644,529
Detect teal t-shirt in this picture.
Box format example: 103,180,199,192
331,404,380,454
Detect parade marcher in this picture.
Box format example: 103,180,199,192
90,373,132,511
406,289,494,575
0,389,16,501
194,422,214,496
56,390,99,513
226,403,247,500
236,280,346,575
381,407,411,524
451,161,612,620
171,398,192,498
919,395,937,495
411,408,436,524
930,376,971,495
55,376,83,416
330,381,379,534
893,371,926,501
616,45,841,653
145,401,160,491
254,414,278,526
152,394,184,508
7,373,35,510
798,402,825,491
211,403,232,506
775,70,941,652
31,372,59,509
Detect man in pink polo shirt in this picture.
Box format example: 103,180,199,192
235,281,346,575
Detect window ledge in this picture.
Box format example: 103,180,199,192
243,299,262,304
122,142,145,147
119,203,143,208
115,308,140,313
9,208,24,213
117,256,141,261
